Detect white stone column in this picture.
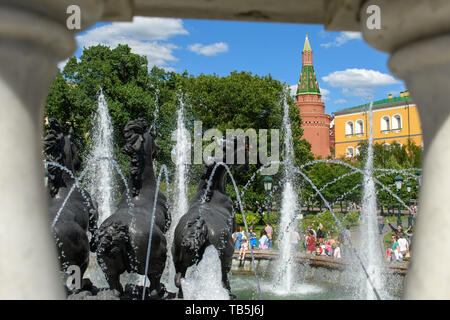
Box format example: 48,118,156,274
360,0,450,299
0,1,103,299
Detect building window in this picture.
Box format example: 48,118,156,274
345,121,354,136
381,116,390,132
355,119,364,135
356,145,361,156
383,143,390,150
346,147,354,158
392,114,402,130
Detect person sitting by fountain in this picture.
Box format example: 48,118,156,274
259,229,269,250
307,225,317,238
233,226,244,251
249,228,258,249
317,223,325,241
264,222,274,249
397,232,409,259
239,236,249,261
325,240,333,257
332,241,341,259
305,230,316,254
388,235,402,262
317,238,327,256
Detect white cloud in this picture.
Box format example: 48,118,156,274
321,32,362,48
76,17,189,69
322,68,401,97
288,84,298,97
188,42,229,56
320,87,330,101
334,98,348,104
57,58,69,70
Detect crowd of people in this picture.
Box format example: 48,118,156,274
232,208,415,264
232,222,344,260
303,224,343,259
386,225,413,262
232,223,274,261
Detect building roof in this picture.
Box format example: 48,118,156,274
334,95,414,116
296,34,320,96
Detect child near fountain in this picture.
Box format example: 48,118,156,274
239,236,249,260
233,226,244,251
306,230,316,254
325,240,333,256
332,241,341,259
249,228,258,249
259,229,269,250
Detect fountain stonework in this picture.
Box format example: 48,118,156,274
2,0,450,299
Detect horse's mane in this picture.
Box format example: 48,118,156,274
44,118,67,197
123,118,148,197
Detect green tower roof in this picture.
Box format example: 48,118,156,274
297,34,320,96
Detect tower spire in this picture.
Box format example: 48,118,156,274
298,33,320,95
304,33,312,52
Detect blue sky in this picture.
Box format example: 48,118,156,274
62,17,406,115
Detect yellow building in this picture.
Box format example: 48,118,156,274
333,91,423,158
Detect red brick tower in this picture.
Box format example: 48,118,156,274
295,34,331,158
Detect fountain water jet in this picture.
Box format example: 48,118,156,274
86,90,117,225
273,95,300,294
162,96,190,293
181,246,230,300
359,99,386,299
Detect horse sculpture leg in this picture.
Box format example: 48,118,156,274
174,271,186,299
221,256,236,300
148,273,165,299
104,268,123,294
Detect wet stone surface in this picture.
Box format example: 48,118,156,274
66,279,178,300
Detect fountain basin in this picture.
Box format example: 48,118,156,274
231,250,406,299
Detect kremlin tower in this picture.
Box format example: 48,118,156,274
295,34,331,158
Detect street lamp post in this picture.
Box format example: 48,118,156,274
395,174,404,227
262,176,273,224
416,169,422,187
407,182,412,228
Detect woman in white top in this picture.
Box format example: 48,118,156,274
397,233,409,258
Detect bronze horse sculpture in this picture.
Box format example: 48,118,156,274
172,138,248,299
44,118,99,284
93,118,170,298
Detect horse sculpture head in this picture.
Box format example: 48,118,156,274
202,135,250,179
44,118,82,197
122,118,158,197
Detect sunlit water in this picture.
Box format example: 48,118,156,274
359,99,386,299
231,274,356,300
181,246,230,300
86,90,117,224
273,96,300,293
162,97,190,292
